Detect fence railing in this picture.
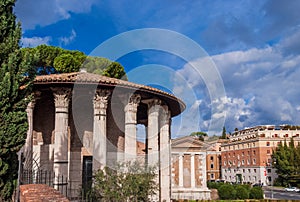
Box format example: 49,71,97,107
20,169,68,197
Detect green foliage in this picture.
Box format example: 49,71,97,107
103,61,128,80
216,184,261,200
91,161,158,201
53,53,81,73
220,126,227,139
235,185,249,199
207,181,224,189
0,0,35,200
272,138,300,186
217,184,236,199
249,186,264,199
82,56,111,74
190,131,208,141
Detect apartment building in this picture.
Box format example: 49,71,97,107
221,125,300,185
206,139,227,182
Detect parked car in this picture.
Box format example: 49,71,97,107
284,187,300,192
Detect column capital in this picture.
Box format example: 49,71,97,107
51,87,71,108
94,89,111,110
146,98,162,114
124,93,141,113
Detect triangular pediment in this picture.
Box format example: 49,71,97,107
171,136,208,149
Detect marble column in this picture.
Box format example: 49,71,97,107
179,153,183,187
201,153,207,189
24,101,35,169
124,94,141,162
191,154,195,188
159,105,171,201
147,99,161,202
93,89,110,171
147,99,161,166
52,88,71,187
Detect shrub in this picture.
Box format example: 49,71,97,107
249,186,264,199
235,185,249,199
218,184,236,199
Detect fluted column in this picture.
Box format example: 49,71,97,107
93,89,110,171
124,94,141,161
147,99,161,167
52,88,71,187
179,153,183,187
191,154,195,188
146,99,161,202
24,101,35,169
159,105,171,201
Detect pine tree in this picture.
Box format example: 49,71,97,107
0,0,35,200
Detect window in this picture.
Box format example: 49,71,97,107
254,169,257,173
285,134,289,137
253,159,256,164
233,152,235,157
224,161,226,166
242,152,244,156
243,169,245,173
248,169,251,173
247,159,250,165
247,151,250,156
242,160,245,165
274,134,278,137
267,150,270,154
253,150,256,155
211,173,215,179
210,156,214,161
266,142,270,146
267,169,271,173
253,142,255,147
211,163,214,169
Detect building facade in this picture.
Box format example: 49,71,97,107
23,72,185,201
221,125,300,185
206,139,226,182
171,136,211,200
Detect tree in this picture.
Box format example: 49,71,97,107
53,53,81,73
190,131,207,141
0,0,35,200
103,61,128,80
272,138,300,186
91,161,158,201
220,126,227,139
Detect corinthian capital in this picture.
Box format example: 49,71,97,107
94,89,111,109
51,87,71,108
124,94,141,113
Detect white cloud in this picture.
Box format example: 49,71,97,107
21,36,51,47
60,29,77,46
15,0,98,30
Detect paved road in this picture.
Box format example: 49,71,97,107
263,187,300,200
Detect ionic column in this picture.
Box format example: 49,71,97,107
124,94,141,162
93,89,110,171
52,88,71,186
191,154,196,188
179,153,183,187
159,105,171,201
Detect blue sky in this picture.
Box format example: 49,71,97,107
14,0,300,137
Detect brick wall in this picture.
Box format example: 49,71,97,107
20,184,69,202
